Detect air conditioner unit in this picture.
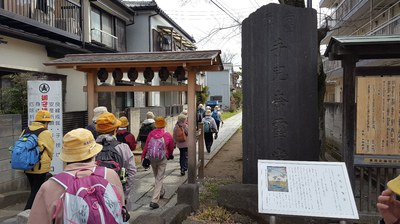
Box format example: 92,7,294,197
55,18,77,34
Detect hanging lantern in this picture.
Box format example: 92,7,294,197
112,68,123,82
158,67,170,81
143,67,154,83
97,68,108,82
127,67,138,82
175,66,186,82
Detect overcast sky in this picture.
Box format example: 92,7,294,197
155,0,323,69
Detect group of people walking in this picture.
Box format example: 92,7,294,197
13,103,222,223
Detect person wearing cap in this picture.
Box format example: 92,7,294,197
116,116,137,151
377,176,400,224
141,116,175,209
28,128,125,223
173,114,188,176
85,106,108,139
138,111,156,149
96,112,137,206
212,105,224,140
22,110,54,210
196,104,205,124
202,110,218,153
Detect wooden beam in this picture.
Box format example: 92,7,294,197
342,55,357,189
187,69,197,184
93,84,202,92
87,71,97,122
355,66,400,76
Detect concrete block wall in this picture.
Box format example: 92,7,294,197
0,114,28,194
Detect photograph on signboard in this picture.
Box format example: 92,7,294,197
258,160,359,220
267,166,288,192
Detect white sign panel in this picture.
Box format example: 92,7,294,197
28,81,63,174
258,160,359,220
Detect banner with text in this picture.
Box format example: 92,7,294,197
28,81,63,173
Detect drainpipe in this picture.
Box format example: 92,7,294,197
81,0,85,49
147,12,158,107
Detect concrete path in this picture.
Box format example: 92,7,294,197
0,112,243,223
126,112,242,221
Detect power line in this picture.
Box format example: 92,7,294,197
209,0,242,25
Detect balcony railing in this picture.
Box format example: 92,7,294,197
2,0,81,35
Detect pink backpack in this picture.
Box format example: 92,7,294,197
146,136,166,161
51,166,124,224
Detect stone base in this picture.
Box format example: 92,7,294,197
177,184,199,212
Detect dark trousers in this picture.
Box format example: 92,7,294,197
204,132,214,153
179,147,188,171
24,173,47,210
215,120,221,130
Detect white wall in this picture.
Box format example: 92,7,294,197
0,37,57,73
0,36,87,112
206,69,231,110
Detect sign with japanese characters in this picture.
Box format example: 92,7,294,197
27,81,63,173
258,160,359,220
356,77,400,155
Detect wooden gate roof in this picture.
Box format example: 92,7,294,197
45,49,223,184
44,50,223,72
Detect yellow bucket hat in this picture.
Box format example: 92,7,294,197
387,175,400,195
96,112,122,133
119,116,129,127
34,110,53,122
59,128,102,162
155,116,166,128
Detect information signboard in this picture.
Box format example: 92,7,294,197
27,81,63,173
356,76,400,155
258,160,359,220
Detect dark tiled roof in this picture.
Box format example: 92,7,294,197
44,50,222,69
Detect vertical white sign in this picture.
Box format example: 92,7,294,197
28,81,63,174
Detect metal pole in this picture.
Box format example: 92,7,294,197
307,0,312,8
269,215,276,224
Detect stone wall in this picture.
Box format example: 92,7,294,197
0,114,28,194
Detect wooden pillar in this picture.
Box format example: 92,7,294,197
87,71,98,122
187,69,197,184
342,55,357,189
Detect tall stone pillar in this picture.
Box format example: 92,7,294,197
242,3,318,184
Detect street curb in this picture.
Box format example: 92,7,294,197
0,191,29,209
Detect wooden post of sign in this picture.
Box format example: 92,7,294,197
342,55,357,189
187,69,197,184
87,71,98,122
198,122,205,179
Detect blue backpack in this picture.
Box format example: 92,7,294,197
212,111,220,122
11,128,45,170
203,120,211,133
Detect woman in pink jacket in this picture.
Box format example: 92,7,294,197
28,128,126,223
141,116,175,209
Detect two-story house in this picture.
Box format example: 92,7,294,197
122,0,198,113
320,0,400,103
0,0,134,196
